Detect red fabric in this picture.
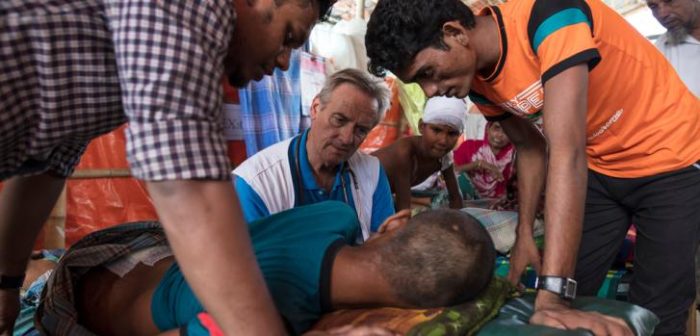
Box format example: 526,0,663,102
196,313,225,336
359,77,402,153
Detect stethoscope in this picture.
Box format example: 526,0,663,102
293,134,359,207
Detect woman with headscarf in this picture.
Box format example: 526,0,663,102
453,122,515,200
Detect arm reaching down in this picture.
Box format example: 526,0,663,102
148,180,286,335
442,165,463,209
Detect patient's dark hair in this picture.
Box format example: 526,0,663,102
365,0,475,77
378,209,495,307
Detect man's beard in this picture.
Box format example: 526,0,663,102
666,26,689,45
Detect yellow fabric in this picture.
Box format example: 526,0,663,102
397,80,427,135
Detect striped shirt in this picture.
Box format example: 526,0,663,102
0,0,235,181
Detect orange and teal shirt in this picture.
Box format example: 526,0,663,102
469,0,700,178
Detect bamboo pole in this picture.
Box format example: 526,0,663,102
355,0,365,19
70,168,132,179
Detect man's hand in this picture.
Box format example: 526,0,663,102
506,235,541,285
0,289,19,336
532,292,634,336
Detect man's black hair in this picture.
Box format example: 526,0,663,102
365,0,476,77
378,209,496,307
278,0,336,21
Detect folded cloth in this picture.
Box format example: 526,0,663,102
407,277,513,336
311,277,514,335
35,221,167,336
461,208,544,254
14,249,65,336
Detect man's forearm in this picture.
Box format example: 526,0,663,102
0,174,65,276
539,64,589,281
514,145,546,236
148,180,285,335
499,116,547,237
540,150,587,278
443,169,463,209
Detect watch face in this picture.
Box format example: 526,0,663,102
536,276,577,301
563,278,577,300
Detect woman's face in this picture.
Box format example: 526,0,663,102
487,122,510,150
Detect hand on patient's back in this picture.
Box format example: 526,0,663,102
0,289,19,336
531,299,634,336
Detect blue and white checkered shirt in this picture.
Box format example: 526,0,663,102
0,0,235,181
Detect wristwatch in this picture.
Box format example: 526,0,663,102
0,274,25,289
535,276,577,300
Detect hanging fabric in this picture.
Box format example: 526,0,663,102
238,49,303,156
299,52,328,130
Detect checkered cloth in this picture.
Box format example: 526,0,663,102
35,221,168,336
0,1,235,181
238,49,305,155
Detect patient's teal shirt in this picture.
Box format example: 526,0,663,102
151,201,359,335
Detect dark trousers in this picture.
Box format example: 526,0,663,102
574,162,700,335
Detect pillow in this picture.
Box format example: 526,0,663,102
311,277,659,336
311,277,513,335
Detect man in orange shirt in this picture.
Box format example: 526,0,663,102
366,0,700,334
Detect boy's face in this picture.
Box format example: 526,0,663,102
396,25,477,99
419,121,461,158
225,0,318,87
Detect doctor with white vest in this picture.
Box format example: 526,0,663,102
233,69,395,241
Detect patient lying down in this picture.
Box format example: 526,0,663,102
35,201,496,336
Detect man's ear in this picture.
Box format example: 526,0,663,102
377,209,411,234
310,96,321,120
418,119,427,134
442,21,470,47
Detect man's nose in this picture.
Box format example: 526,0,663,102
338,125,355,144
422,83,439,97
275,49,291,71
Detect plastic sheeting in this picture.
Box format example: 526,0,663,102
63,83,248,246
63,125,158,246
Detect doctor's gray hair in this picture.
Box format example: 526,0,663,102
316,68,391,122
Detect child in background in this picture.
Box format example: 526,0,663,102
453,121,515,200
372,96,465,211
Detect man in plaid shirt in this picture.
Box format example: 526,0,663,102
0,0,334,334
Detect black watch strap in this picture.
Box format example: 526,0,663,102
0,274,25,289
535,276,577,300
